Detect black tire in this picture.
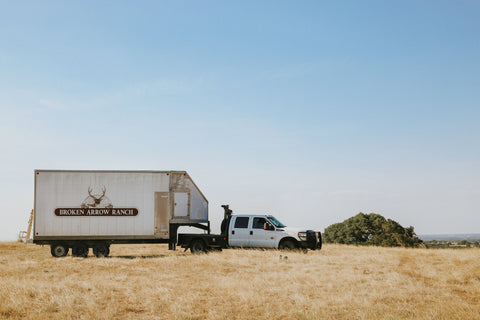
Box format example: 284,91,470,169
190,239,207,254
93,244,110,258
279,239,297,250
72,244,89,258
51,244,69,258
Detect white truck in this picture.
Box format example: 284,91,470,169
177,205,322,253
33,170,321,257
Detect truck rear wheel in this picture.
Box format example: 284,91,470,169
93,244,110,258
51,244,69,257
190,239,207,254
72,244,89,258
279,240,297,250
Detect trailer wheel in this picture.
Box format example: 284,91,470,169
190,239,207,254
279,239,297,250
72,244,89,258
93,244,110,258
51,244,69,258
92,244,110,257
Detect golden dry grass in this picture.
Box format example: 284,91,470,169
1,242,479,320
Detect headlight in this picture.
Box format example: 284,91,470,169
298,232,307,241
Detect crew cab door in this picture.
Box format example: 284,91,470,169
228,216,251,247
249,217,277,248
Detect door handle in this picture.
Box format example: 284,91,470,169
250,231,253,235
232,230,235,235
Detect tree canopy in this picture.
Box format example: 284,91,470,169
323,213,423,248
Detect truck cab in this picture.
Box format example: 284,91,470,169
228,214,321,250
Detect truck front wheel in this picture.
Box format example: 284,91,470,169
51,244,69,257
190,239,207,254
279,240,297,250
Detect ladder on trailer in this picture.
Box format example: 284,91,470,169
18,209,34,243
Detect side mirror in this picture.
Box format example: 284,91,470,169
264,223,274,231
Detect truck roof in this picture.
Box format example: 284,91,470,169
232,214,274,217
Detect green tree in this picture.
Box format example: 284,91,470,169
323,213,423,248
458,240,471,247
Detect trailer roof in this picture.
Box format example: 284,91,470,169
34,170,187,174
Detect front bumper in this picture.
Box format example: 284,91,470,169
299,231,322,250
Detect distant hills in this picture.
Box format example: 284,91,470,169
419,234,480,241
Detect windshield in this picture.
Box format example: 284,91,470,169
267,216,286,228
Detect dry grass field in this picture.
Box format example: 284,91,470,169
1,242,479,320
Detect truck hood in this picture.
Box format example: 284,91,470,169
279,227,311,238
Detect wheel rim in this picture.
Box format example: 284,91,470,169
54,246,66,256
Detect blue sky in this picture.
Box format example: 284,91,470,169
1,1,479,240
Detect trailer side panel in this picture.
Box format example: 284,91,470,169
34,170,208,241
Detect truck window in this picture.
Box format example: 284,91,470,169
252,217,267,229
267,216,286,228
234,217,249,228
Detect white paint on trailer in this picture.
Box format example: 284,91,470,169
34,170,208,239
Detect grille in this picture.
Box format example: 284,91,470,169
306,231,317,249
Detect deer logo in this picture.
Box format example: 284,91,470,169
81,186,113,208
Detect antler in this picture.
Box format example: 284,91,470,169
87,186,106,201
98,186,106,200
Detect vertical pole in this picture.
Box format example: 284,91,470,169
169,224,178,250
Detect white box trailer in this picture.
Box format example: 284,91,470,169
33,170,209,257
